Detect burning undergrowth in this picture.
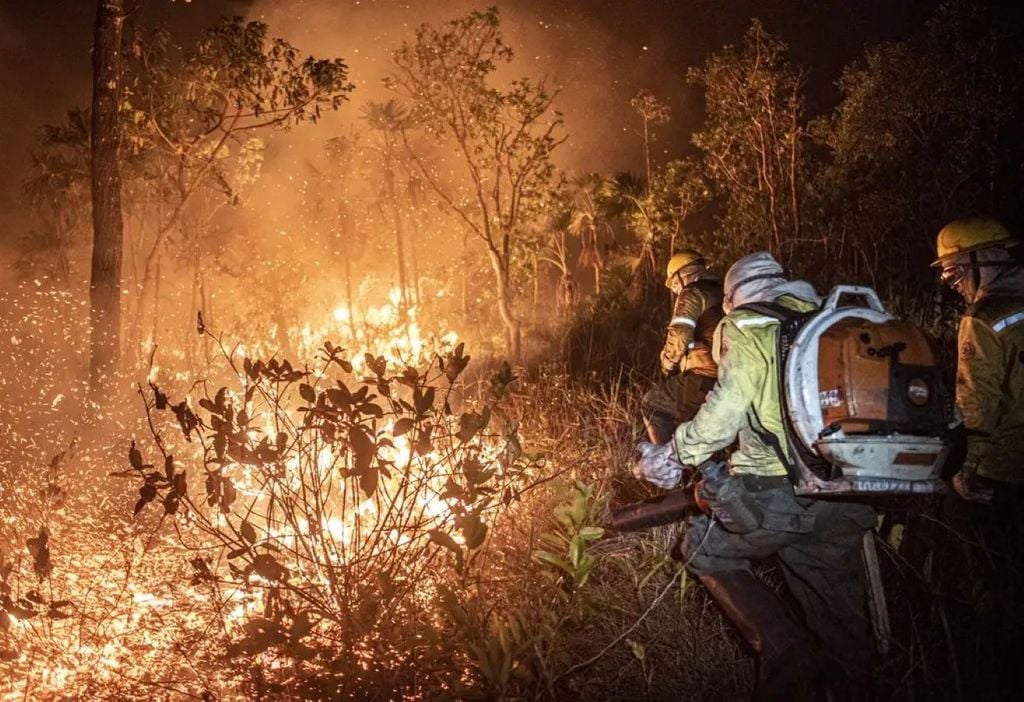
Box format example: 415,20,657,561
0,281,617,700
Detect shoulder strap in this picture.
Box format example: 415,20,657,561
734,299,820,486
748,403,801,486
734,299,800,320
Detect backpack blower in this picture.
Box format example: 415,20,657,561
612,286,957,531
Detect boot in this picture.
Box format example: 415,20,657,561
699,570,823,702
643,412,676,444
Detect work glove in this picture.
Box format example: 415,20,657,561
659,349,678,377
632,441,685,489
952,469,993,504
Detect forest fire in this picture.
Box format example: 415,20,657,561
4,1,1024,699
2,289,531,700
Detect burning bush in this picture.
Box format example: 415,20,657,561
103,332,549,697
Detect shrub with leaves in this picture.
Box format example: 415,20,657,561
120,335,540,698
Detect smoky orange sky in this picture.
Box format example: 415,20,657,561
0,0,942,274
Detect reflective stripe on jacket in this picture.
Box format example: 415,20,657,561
957,294,1024,483
673,294,818,477
661,277,723,378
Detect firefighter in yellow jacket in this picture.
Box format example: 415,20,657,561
934,218,1024,502
935,220,1024,698
634,253,875,700
640,250,723,443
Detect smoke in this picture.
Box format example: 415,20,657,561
244,0,691,176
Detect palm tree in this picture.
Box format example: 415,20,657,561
600,172,658,302
538,201,578,318
567,173,610,295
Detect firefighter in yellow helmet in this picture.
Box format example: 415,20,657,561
934,218,1024,502
640,249,724,443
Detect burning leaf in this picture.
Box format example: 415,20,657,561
490,361,517,399
415,423,434,455
458,513,488,550
135,482,158,516
252,553,288,582
457,408,490,443
172,401,201,441
241,520,257,545
428,529,464,572
128,440,147,470
190,557,214,585
163,491,180,515
462,455,495,486
150,382,169,410
445,342,470,381
360,465,379,497
26,527,51,580
393,417,414,437
413,386,435,417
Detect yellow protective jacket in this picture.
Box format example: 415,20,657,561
673,294,818,477
660,276,723,378
956,293,1024,484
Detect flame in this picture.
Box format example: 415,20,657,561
0,281,515,700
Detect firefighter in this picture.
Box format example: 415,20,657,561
933,217,1024,502
635,252,875,701
640,249,723,444
934,218,1024,697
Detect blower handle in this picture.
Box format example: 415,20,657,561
822,285,886,314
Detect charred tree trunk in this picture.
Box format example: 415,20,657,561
88,0,126,395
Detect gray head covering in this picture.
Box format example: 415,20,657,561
956,245,1024,304
723,252,821,313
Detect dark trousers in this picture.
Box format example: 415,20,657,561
684,482,877,677
642,372,716,425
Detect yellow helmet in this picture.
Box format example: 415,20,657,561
666,249,705,287
932,218,1017,267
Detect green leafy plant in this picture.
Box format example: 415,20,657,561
533,480,604,593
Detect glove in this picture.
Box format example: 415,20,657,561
659,349,678,377
952,469,993,504
632,441,684,489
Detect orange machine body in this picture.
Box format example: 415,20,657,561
817,318,942,434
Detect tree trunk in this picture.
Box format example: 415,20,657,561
409,216,422,308
642,119,652,196
486,248,521,360
151,258,160,358
532,254,539,324
386,179,409,313
461,231,469,324
343,248,358,342
87,0,126,395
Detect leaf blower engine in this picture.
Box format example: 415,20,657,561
769,286,956,496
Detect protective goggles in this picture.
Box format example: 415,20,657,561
939,263,969,289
